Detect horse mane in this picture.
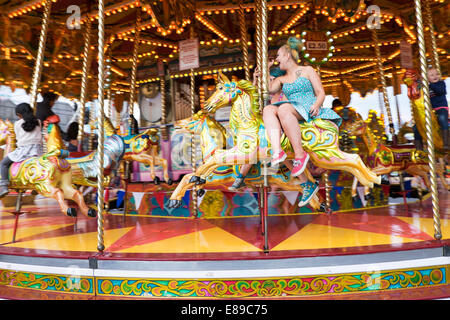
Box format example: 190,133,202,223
104,117,117,136
46,123,64,152
236,79,261,116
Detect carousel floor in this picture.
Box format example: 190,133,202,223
0,187,449,260
0,186,449,300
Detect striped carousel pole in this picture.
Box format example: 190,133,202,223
77,17,92,151
29,0,51,154
256,0,269,252
96,0,106,252
238,0,250,81
30,0,52,111
190,68,198,217
424,0,441,74
370,28,396,143
317,66,331,212
128,6,141,133
414,0,441,240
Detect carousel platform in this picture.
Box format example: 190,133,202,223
0,185,449,300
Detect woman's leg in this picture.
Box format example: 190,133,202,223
263,105,283,154
0,156,13,197
277,103,306,158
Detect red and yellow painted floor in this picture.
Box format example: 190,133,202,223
0,189,449,260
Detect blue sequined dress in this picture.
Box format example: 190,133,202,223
271,76,342,126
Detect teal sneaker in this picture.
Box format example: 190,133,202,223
228,176,246,191
298,180,319,207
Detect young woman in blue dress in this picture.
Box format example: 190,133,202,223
254,37,342,206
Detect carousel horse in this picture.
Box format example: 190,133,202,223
67,117,125,188
0,118,96,218
121,126,172,185
170,110,323,210
343,114,449,198
168,72,380,207
403,68,446,154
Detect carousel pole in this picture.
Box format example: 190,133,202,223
78,18,93,152
424,0,441,74
160,72,168,140
123,5,141,217
128,6,141,134
371,28,396,144
238,0,250,81
256,0,269,253
414,0,441,240
29,0,52,111
255,0,263,111
96,0,106,252
317,66,331,212
190,68,198,217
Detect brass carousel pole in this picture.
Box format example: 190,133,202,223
414,0,441,240
78,17,92,152
424,0,441,74
160,72,168,140
123,6,141,217
238,0,250,81
190,68,198,217
317,66,331,211
370,28,396,144
256,0,269,252
255,0,263,110
128,7,141,134
29,0,52,111
96,0,106,252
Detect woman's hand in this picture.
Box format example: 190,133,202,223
309,104,321,117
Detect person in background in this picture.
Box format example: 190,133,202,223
0,103,43,197
36,92,59,123
64,122,79,152
428,68,449,152
413,68,449,152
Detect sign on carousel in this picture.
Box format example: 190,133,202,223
179,38,199,71
300,31,334,65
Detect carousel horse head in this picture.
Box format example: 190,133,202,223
44,120,65,153
403,69,422,100
343,114,367,137
204,71,260,116
177,110,228,158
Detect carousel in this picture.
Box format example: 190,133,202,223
0,0,449,300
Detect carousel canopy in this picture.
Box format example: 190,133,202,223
0,0,448,101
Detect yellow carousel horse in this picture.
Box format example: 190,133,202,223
171,110,324,210
403,69,446,154
343,113,449,195
0,118,96,217
121,126,172,185
168,72,380,207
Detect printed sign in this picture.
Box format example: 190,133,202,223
306,41,328,51
399,40,413,69
179,38,199,71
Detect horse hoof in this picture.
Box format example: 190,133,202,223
197,189,205,197
167,179,173,185
66,208,77,217
318,202,327,213
87,208,97,218
189,176,200,184
168,199,182,208
154,177,160,185
195,178,206,186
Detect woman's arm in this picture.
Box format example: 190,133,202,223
268,77,283,94
306,67,325,117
